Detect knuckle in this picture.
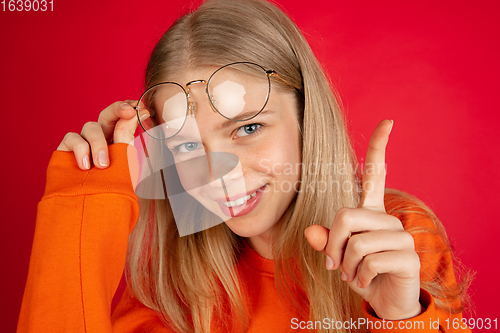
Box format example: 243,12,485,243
356,273,368,287
336,207,353,228
349,235,364,257
363,256,378,274
63,131,78,141
82,122,105,140
84,121,100,129
401,231,416,250
75,140,90,152
409,251,421,270
98,105,114,124
401,250,421,274
387,215,403,229
81,121,99,134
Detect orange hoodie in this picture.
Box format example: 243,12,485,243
17,143,471,332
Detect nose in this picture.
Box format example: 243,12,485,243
197,130,246,190
205,151,242,184
182,82,246,187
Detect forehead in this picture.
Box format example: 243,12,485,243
164,64,268,84
170,66,217,83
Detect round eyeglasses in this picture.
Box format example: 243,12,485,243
134,62,281,140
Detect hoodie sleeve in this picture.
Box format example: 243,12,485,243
360,193,471,333
17,143,141,333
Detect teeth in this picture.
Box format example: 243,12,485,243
221,190,258,207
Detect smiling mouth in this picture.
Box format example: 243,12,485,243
220,191,258,207
218,185,266,208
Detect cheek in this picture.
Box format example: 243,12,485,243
243,127,302,180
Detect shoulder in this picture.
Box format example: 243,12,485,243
384,189,445,235
383,188,452,259
112,285,172,332
383,188,466,310
383,189,473,316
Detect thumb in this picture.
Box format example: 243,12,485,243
126,144,140,192
304,224,330,253
114,101,151,144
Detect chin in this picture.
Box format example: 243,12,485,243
224,215,276,238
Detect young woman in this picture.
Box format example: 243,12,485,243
18,0,471,332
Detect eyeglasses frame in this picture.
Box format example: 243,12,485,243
134,61,285,140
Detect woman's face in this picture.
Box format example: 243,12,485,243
160,66,302,244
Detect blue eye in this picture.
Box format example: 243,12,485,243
236,123,262,137
177,142,201,153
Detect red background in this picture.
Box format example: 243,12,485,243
1,0,498,331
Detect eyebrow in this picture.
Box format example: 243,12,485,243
165,133,199,145
166,109,277,144
212,110,276,132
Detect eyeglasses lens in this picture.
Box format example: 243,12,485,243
137,62,270,140
208,62,270,121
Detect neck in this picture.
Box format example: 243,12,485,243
246,233,274,259
245,202,295,259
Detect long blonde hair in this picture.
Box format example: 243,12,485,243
126,0,471,332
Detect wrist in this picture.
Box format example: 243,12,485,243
373,302,424,320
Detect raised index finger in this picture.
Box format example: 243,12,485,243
359,119,393,210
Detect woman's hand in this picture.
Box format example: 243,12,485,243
57,100,150,170
305,119,422,320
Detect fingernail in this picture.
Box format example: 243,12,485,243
357,280,362,288
388,120,394,135
98,151,108,167
139,113,150,122
83,155,90,170
341,271,348,281
120,102,133,110
325,255,334,270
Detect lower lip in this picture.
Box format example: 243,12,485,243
218,185,267,218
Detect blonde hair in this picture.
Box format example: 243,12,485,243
126,0,472,332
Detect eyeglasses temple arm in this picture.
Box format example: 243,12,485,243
266,70,290,86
